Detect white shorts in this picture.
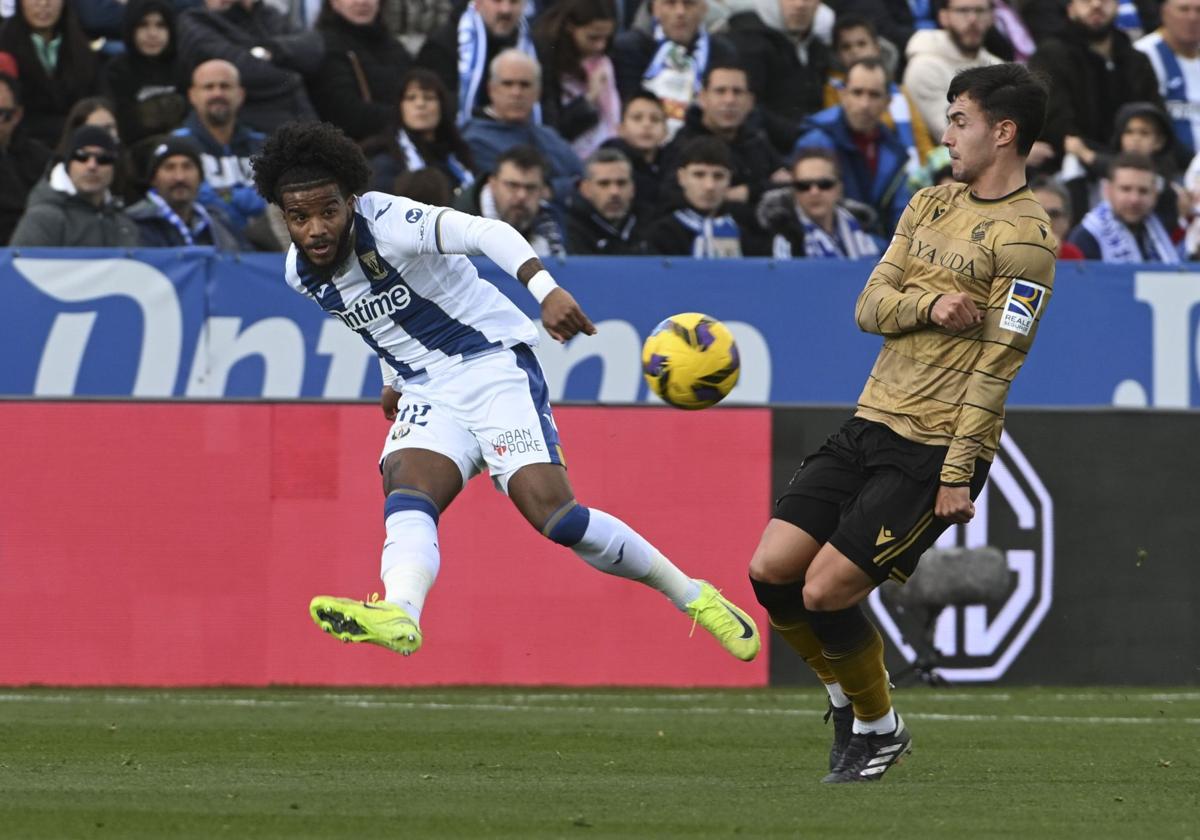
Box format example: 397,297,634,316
378,345,564,493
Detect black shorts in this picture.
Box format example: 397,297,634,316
773,417,990,585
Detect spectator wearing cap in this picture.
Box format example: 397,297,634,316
0,71,51,245
1061,101,1186,229
9,125,138,247
126,136,244,250
0,0,101,147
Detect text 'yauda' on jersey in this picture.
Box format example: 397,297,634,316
283,191,538,387
853,182,1057,486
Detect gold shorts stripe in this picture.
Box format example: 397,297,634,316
874,510,934,566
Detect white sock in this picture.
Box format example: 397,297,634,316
571,507,701,608
852,708,897,735
380,509,440,626
825,682,850,708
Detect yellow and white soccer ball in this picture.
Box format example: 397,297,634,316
641,313,740,410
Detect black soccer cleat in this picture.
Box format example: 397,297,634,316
824,702,855,772
821,713,912,783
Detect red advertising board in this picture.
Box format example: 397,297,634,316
0,403,770,686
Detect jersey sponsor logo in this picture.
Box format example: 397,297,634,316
491,427,545,457
330,283,413,329
405,208,423,223
1038,224,1049,241
374,202,393,220
876,526,896,546
1000,279,1048,335
360,250,388,281
868,433,1054,682
931,206,947,222
910,238,978,277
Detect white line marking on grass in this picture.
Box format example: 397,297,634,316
0,693,1197,725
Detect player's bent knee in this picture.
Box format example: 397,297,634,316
385,487,440,524
540,499,590,547
802,580,840,613
748,551,800,584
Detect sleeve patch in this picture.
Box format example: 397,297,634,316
999,279,1048,335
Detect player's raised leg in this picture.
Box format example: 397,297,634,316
506,462,761,661
803,546,910,783
309,447,464,656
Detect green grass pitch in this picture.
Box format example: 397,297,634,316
1,687,1197,839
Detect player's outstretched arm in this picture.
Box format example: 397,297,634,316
430,207,597,343
517,257,597,343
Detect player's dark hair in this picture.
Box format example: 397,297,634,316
678,136,733,170
494,144,548,179
946,63,1048,157
844,56,890,86
622,89,665,118
251,121,370,204
701,61,748,89
1107,151,1157,179
0,71,20,107
833,14,878,47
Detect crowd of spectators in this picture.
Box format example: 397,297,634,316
0,0,1198,261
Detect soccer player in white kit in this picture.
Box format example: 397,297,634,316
251,122,760,661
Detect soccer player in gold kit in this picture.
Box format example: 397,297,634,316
747,63,1056,783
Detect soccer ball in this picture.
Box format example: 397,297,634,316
641,313,740,410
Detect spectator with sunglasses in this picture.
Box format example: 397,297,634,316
0,71,51,245
756,147,883,259
10,125,138,247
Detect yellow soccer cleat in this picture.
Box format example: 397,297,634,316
309,594,422,656
685,581,761,661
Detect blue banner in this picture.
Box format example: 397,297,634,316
1,249,1198,407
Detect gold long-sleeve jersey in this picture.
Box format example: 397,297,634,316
853,182,1057,485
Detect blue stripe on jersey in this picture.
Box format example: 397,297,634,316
296,247,419,378
296,251,347,310
352,213,502,361
1155,40,1197,153
357,325,420,380
511,343,562,466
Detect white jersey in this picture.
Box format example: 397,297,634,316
1134,31,1200,153
284,192,539,386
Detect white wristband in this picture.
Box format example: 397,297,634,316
526,270,558,304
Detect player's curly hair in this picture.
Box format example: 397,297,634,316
251,121,371,204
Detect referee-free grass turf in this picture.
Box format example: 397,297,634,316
1,687,1196,839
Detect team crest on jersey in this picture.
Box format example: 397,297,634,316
971,220,995,242
405,208,423,223
360,250,388,280
1000,279,1048,335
